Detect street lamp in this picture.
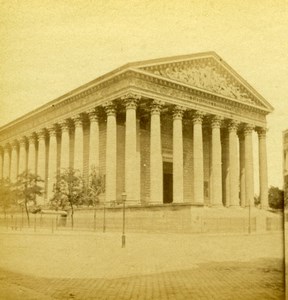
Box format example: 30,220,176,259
121,192,127,248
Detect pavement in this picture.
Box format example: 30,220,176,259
0,228,285,299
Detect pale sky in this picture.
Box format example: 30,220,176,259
0,0,287,191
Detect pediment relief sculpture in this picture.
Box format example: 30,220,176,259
141,59,261,106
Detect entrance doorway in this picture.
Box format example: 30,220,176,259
163,162,173,204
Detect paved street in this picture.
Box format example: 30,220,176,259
0,229,284,299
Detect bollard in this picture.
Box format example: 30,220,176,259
34,214,36,232
11,215,14,230
51,219,54,234
103,204,106,233
93,208,97,232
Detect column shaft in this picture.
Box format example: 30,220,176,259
47,127,57,200
150,102,163,203
88,111,99,173
73,116,84,173
257,128,268,208
211,117,222,206
60,121,70,170
37,131,47,203
19,138,27,175
10,142,18,182
105,104,117,202
228,121,239,206
193,112,204,204
124,96,139,202
3,146,10,179
239,133,246,207
173,107,184,203
28,135,37,174
244,125,254,207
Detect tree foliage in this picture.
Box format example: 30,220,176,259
86,167,105,207
268,186,284,209
50,168,84,227
13,171,44,225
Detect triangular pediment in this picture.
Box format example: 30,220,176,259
129,52,272,111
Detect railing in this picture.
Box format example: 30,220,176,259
0,207,281,234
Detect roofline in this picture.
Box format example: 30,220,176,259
0,51,274,131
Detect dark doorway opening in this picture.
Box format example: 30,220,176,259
163,162,173,204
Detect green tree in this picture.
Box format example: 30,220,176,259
268,186,284,209
86,167,105,207
0,178,14,217
13,171,44,226
50,168,84,228
85,167,105,230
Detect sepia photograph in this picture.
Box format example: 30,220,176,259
0,1,287,299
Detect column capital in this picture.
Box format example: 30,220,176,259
37,129,47,141
256,127,268,139
87,108,99,122
11,140,18,149
28,134,37,144
210,115,223,128
47,126,57,137
4,143,11,152
227,119,240,132
19,136,27,146
58,120,70,132
122,93,140,110
243,124,255,136
71,115,83,127
173,106,185,120
103,101,116,116
192,111,205,124
150,100,163,115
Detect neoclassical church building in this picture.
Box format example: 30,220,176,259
0,52,273,208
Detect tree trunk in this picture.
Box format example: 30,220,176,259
25,200,30,227
70,201,74,229
94,206,96,231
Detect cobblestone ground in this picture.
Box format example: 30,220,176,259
0,229,284,299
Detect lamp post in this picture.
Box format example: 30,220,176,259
121,192,127,248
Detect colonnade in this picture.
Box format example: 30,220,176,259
0,96,269,208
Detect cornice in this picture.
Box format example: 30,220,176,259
0,57,271,142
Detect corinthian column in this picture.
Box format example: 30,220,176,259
211,116,223,206
47,126,57,200
244,124,254,207
228,120,240,207
123,94,140,202
88,109,100,173
238,132,246,207
257,127,268,209
0,147,3,179
19,137,27,175
59,120,70,170
173,106,184,203
192,111,205,204
37,130,47,203
3,145,10,179
28,134,37,174
105,102,117,202
10,140,18,182
37,130,46,180
72,115,84,173
150,101,163,203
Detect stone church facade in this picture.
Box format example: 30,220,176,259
0,52,273,208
